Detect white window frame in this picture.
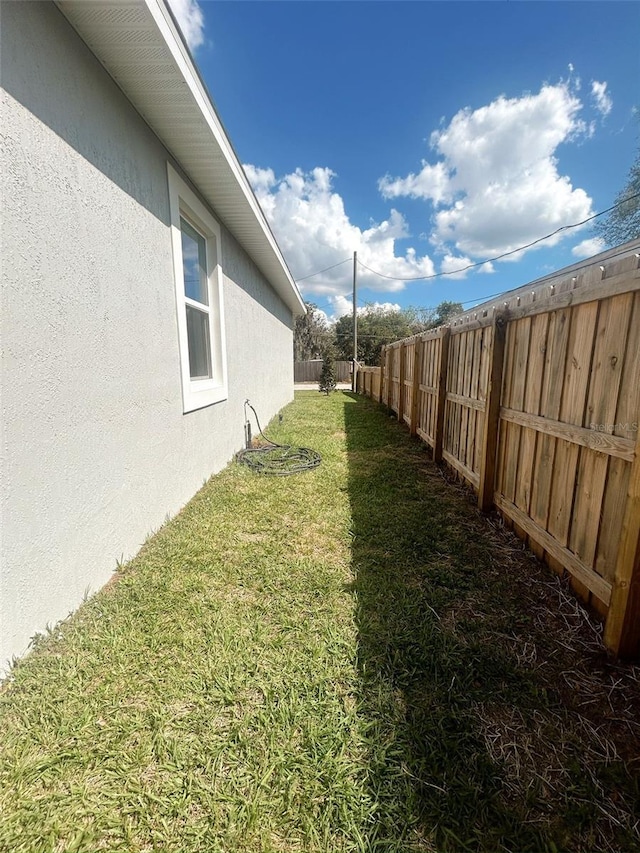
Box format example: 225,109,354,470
168,164,228,412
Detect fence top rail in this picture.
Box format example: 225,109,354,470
378,240,640,351
383,327,446,349
504,263,640,322
448,239,639,329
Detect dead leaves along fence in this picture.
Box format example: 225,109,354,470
356,242,640,659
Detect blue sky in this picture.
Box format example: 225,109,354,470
169,0,639,320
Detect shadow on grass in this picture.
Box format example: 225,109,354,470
342,393,639,853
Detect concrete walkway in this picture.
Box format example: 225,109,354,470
294,382,353,391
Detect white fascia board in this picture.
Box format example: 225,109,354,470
55,0,305,316
144,2,260,234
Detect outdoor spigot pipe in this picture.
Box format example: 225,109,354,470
244,399,252,448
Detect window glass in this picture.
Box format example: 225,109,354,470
180,217,208,305
186,304,213,380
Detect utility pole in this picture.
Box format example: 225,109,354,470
352,250,358,392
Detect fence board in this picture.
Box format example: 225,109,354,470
452,334,464,467
529,307,571,558
595,291,640,584
499,409,635,461
434,331,449,460
495,495,612,604
402,341,413,427
570,294,634,583
604,432,640,657
547,301,598,599
410,339,423,436
478,315,506,511
501,317,531,508
460,332,471,473
423,339,432,440
514,313,547,520
294,360,351,382
475,326,492,476
443,450,480,489
467,328,483,475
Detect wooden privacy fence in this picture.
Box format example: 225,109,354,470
294,359,351,383
356,241,640,659
357,365,381,401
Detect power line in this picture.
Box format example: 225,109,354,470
339,243,637,317
459,291,504,306
293,192,640,286
357,193,640,281
294,257,351,283
335,331,414,340
350,291,504,310
325,238,637,344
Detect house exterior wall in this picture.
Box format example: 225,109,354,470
0,1,294,669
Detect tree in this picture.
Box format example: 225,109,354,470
319,348,337,395
430,300,464,328
294,302,331,361
595,144,640,246
332,302,464,365
333,305,430,365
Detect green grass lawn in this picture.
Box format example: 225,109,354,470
1,391,639,852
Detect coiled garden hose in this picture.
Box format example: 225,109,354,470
236,400,321,476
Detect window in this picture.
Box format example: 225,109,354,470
168,164,227,412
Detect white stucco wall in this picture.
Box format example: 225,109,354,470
0,1,294,670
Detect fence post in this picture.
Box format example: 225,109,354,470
410,337,423,436
398,342,406,423
604,432,640,658
379,347,385,405
478,312,507,512
433,327,451,463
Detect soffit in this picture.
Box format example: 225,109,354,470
55,0,305,315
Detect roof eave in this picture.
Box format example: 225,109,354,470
55,0,305,316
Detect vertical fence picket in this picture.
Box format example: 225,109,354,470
410,338,423,437
604,432,640,658
433,327,450,463
478,312,507,512
398,342,406,423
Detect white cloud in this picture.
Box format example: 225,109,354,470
379,82,595,260
167,0,205,50
572,237,606,258
244,164,435,299
330,295,353,318
329,296,401,320
244,164,277,197
379,161,451,205
591,81,612,117
440,253,473,279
